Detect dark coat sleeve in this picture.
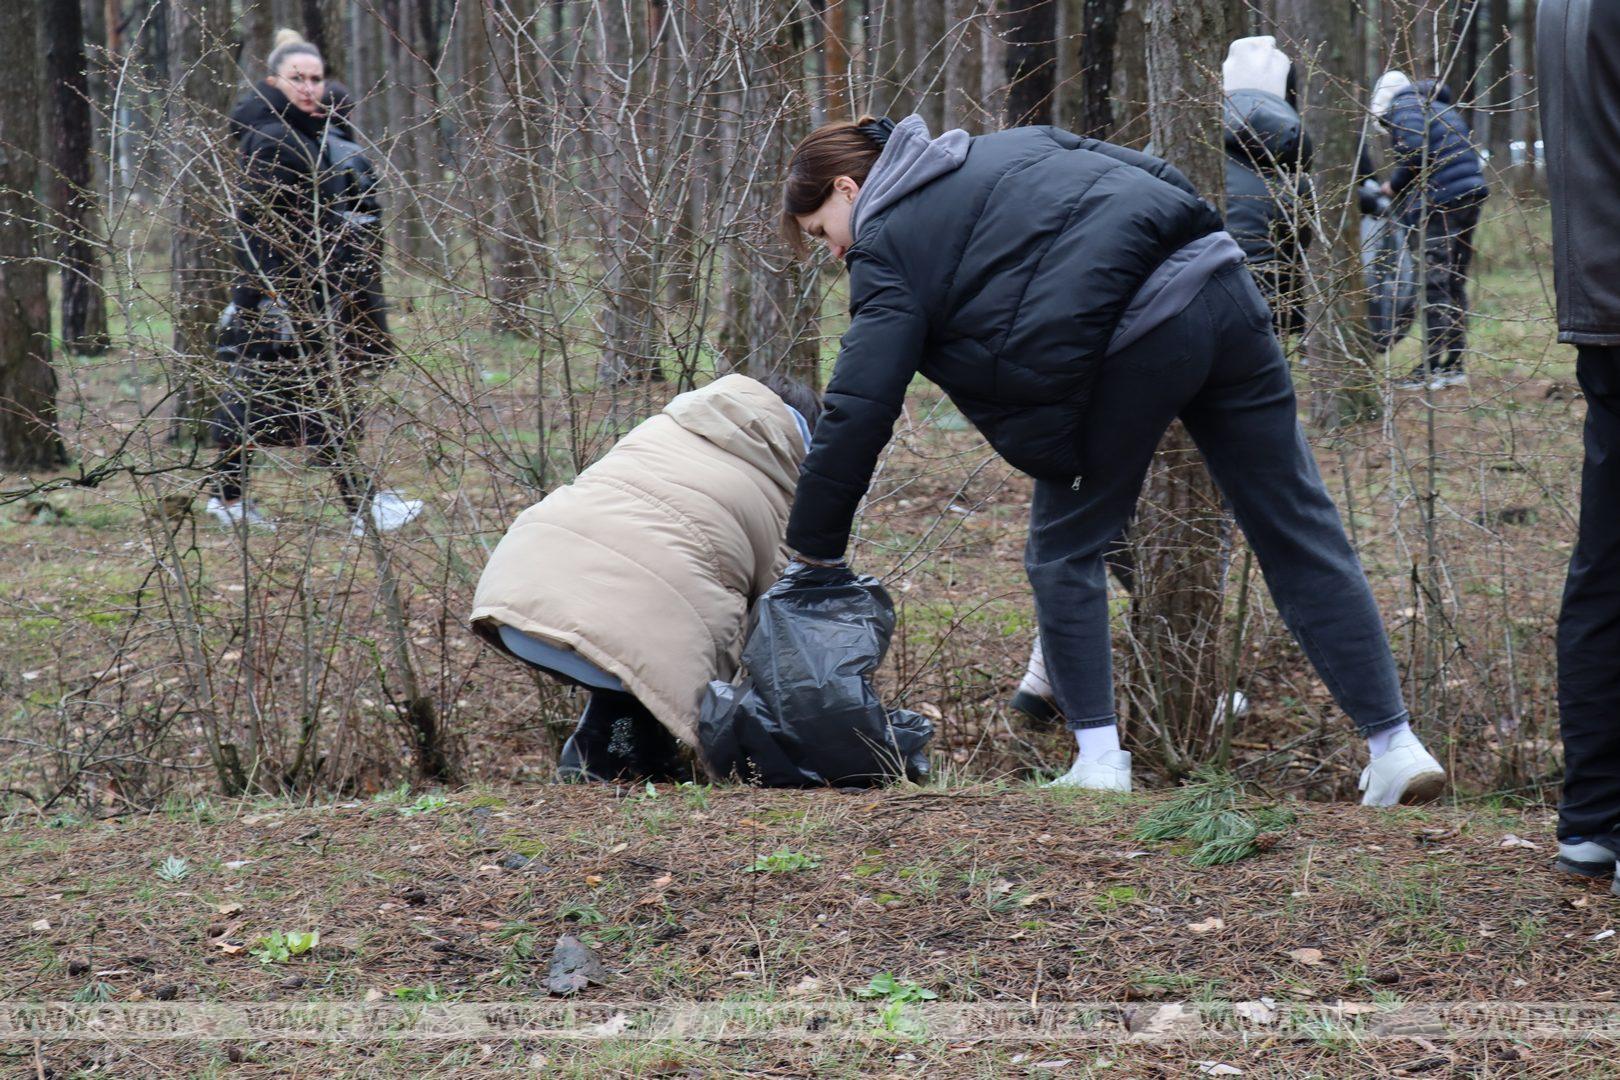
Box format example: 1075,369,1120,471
1383,98,1424,198
234,126,320,289
784,244,929,561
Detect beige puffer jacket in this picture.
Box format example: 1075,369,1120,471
469,375,806,747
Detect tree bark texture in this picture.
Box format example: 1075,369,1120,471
0,0,65,470
44,0,110,356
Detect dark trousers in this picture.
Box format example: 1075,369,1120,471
1420,198,1482,370
211,439,369,514
1025,266,1410,736
1558,346,1620,851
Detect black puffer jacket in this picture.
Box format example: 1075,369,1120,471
1539,0,1620,345
785,125,1223,559
1382,81,1488,214
228,82,380,312
1224,89,1314,331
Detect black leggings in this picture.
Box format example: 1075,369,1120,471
210,437,371,513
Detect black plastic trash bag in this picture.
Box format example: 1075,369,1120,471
699,562,932,787
1360,206,1419,351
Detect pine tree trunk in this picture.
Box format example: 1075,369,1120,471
0,0,65,471
1274,0,1380,428
1003,0,1056,126
1077,0,1122,138
44,0,110,356
1126,0,1239,771
167,0,237,444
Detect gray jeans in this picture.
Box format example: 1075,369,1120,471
1025,266,1410,737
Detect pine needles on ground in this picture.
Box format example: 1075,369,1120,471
1132,769,1293,866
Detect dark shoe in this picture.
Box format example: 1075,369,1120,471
557,691,686,782
1555,838,1619,881
1009,687,1062,726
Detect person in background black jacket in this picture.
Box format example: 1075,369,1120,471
1221,37,1314,338
206,28,421,538
780,115,1445,805
1539,0,1620,894
1371,71,1490,390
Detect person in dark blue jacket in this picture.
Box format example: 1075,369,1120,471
1371,71,1490,390
780,115,1446,805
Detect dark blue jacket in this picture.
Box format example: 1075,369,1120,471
1382,81,1488,213
784,126,1223,559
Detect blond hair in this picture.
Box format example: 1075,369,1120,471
266,27,322,77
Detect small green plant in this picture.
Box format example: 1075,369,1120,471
677,782,710,811
249,930,320,964
391,983,448,1002
855,973,938,1004
398,793,449,817
155,856,191,883
745,848,820,873
71,981,113,1003
558,901,605,925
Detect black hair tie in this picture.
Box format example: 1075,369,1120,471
859,117,896,149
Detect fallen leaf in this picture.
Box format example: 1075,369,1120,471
222,860,252,870
589,1013,631,1037
242,813,281,826
651,873,673,888
737,818,763,829
1122,851,1152,860
1234,1000,1276,1024
1196,1064,1243,1077
607,842,628,854
1500,833,1539,850
789,975,821,996
584,874,603,887
1287,947,1324,966
216,902,243,916
216,941,245,956
1032,1060,1072,1070
1591,929,1616,943
364,988,385,1002
1187,917,1225,934
31,919,50,932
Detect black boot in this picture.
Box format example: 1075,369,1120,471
557,691,687,782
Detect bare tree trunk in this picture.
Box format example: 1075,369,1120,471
822,0,852,120
167,0,237,444
301,0,348,78
1274,0,1380,427
1110,0,1150,147
1077,0,1123,138
1003,0,1056,126
44,0,110,356
1127,0,1237,772
0,0,64,470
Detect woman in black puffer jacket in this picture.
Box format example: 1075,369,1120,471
207,29,420,537
779,115,1444,806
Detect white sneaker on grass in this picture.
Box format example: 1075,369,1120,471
1046,749,1132,793
204,496,275,533
351,491,424,538
1358,728,1446,806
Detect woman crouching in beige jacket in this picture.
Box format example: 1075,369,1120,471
470,374,820,780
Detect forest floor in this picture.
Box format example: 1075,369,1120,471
2,781,1617,1077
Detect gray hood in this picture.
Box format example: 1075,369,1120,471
852,115,971,238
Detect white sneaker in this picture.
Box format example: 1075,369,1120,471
1555,839,1618,881
1428,369,1469,390
1358,729,1446,806
351,491,424,538
1046,749,1132,793
204,496,276,532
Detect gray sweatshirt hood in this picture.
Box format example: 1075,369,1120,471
852,115,971,238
